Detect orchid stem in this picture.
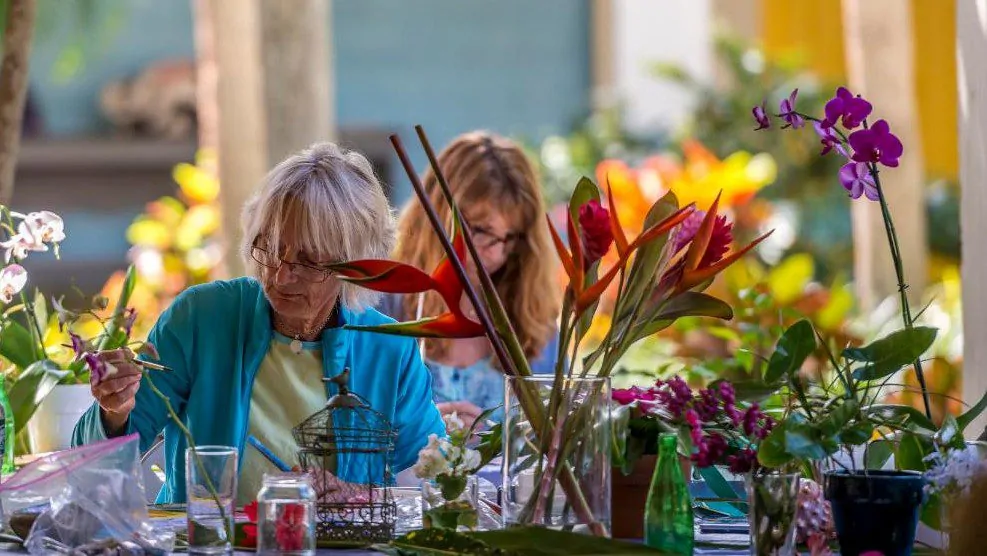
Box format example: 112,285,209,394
868,164,933,421
143,371,233,546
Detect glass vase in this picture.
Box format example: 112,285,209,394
421,475,480,530
502,376,611,536
643,433,694,554
256,473,317,555
747,472,800,556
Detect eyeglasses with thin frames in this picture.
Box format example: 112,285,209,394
250,245,336,283
467,223,524,252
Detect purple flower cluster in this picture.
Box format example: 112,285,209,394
753,86,903,202
613,377,768,472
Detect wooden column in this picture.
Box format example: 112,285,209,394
211,0,268,278
709,0,761,89
841,0,927,311
590,0,615,100
259,0,334,164
958,0,987,436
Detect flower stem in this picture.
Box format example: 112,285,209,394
143,370,234,545
868,164,933,420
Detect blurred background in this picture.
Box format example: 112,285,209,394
2,0,965,420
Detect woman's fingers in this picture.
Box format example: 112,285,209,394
93,374,141,413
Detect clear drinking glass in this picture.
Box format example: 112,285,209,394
186,446,237,554
257,473,317,555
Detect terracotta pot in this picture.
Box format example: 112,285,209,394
611,454,692,540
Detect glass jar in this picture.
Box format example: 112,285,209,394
256,473,317,555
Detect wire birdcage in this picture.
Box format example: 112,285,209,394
291,368,397,544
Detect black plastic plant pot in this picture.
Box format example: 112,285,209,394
824,469,927,556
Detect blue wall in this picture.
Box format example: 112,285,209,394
29,0,590,172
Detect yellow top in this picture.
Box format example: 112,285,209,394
237,334,326,505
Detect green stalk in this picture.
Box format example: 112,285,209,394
868,164,933,420
144,371,233,546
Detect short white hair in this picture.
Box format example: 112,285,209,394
241,142,396,311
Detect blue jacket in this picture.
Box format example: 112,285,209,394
72,277,445,503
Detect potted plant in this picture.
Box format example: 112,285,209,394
754,86,987,555
0,208,139,455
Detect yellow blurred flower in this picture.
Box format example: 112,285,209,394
126,219,172,250
174,160,220,204
662,140,777,211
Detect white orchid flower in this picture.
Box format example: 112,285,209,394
17,211,66,245
0,264,28,303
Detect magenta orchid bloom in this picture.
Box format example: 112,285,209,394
778,89,805,129
752,101,770,130
839,162,879,201
849,120,903,167
823,86,872,130
83,352,107,384
813,121,848,157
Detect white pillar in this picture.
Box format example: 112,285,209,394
958,0,987,437
610,0,714,133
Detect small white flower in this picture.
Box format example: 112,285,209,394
412,434,450,480
924,444,986,498
0,231,44,263
0,264,28,303
455,448,482,474
443,411,466,433
18,211,65,245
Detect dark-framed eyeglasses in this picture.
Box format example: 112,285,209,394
250,245,335,283
468,223,524,251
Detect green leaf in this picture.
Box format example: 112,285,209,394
895,432,932,472
757,424,794,468
0,320,40,368
435,474,468,501
764,320,816,384
936,415,965,450
567,177,601,228
475,423,502,469
32,289,48,337
766,253,814,305
818,399,859,436
784,422,829,460
8,360,70,436
615,192,679,320
839,423,874,446
718,379,781,403
866,404,936,432
864,439,894,469
845,327,937,381
957,388,987,433
653,292,733,322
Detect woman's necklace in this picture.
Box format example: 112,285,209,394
275,310,335,354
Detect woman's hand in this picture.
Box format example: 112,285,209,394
436,400,483,431
90,348,142,435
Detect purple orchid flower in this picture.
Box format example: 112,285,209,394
123,307,137,337
83,352,107,384
839,162,880,201
68,331,87,357
813,121,848,157
752,101,770,130
778,89,805,129
823,86,873,130
849,119,904,167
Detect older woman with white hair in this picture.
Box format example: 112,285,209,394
72,142,445,504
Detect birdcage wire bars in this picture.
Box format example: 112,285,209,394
292,369,398,544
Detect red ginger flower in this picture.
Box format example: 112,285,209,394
242,501,258,548
577,199,613,269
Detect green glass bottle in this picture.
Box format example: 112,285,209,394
644,433,694,554
0,375,14,474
